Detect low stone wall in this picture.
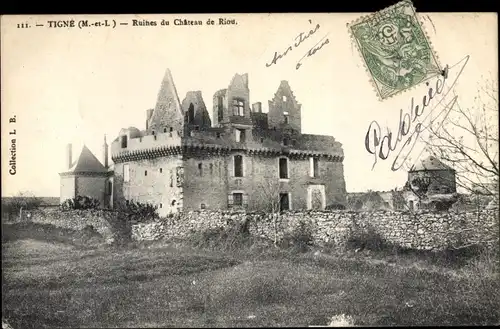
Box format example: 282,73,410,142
15,207,499,251
132,209,499,251
22,208,115,241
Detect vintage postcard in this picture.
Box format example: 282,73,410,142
1,7,499,329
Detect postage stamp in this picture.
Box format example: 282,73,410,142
349,0,442,100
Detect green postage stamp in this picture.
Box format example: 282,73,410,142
349,0,442,100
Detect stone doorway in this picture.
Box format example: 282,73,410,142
307,185,325,210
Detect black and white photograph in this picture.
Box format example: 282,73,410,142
1,7,499,328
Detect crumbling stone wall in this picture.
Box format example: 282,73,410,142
24,208,499,251
25,208,115,242
132,209,499,251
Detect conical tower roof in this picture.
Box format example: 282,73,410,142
147,68,184,133
409,156,453,172
65,145,107,173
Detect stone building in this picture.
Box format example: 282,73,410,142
407,156,457,194
347,156,458,212
59,141,113,207
404,156,458,210
61,69,347,216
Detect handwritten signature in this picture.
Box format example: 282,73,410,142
265,20,330,70
364,55,470,171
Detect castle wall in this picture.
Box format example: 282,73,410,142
60,176,75,203
323,161,348,206
113,156,183,217
222,154,346,211
111,130,182,155
182,154,228,211
75,176,107,207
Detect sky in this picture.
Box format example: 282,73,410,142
1,12,498,197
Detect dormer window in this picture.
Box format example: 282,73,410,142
232,99,245,116
283,138,289,146
163,127,167,133
120,135,128,148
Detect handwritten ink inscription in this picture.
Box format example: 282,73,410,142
364,55,470,172
265,20,330,70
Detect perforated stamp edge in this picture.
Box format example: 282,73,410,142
347,0,443,102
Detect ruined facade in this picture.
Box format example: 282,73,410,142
61,69,347,216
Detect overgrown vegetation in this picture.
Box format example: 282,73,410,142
1,221,104,247
280,221,314,252
115,200,159,223
2,204,499,327
1,191,42,219
343,222,499,272
188,218,252,251
103,200,160,246
346,225,390,252
2,229,499,328
60,196,100,210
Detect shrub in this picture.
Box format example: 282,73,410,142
115,200,159,223
280,221,314,253
190,218,251,251
104,200,159,246
60,196,100,211
325,202,346,210
346,225,390,252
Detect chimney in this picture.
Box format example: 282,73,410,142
146,109,154,130
102,135,108,168
66,143,72,169
252,102,262,113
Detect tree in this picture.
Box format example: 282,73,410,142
2,191,42,219
257,179,284,247
424,78,499,201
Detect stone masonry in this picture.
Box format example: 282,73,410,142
109,69,347,216
23,208,498,252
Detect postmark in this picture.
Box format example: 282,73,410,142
349,0,442,101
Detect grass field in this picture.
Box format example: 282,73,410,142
2,221,499,328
